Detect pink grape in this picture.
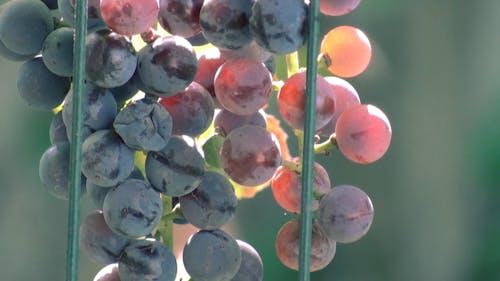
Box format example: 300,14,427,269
335,104,392,164
317,76,361,136
100,0,159,36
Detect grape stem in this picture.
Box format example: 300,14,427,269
282,159,302,174
314,134,338,155
157,196,175,249
285,52,300,78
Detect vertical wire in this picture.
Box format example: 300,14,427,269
299,0,320,280
67,0,87,280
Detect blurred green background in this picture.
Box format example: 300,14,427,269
1,0,499,280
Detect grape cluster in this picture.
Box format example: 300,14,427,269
1,0,391,279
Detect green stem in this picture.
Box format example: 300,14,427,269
285,52,300,78
299,0,321,279
314,134,337,155
66,0,87,280
159,196,174,250
282,159,301,174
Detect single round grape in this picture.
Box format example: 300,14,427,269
275,218,336,271
335,104,392,164
320,0,361,16
17,57,70,110
231,240,263,281
42,27,74,77
159,82,215,137
214,109,266,136
271,160,331,213
49,111,69,145
103,179,163,238
249,0,307,54
86,29,137,88
87,167,144,210
320,25,372,78
39,142,85,199
179,171,237,230
0,0,54,55
317,76,360,136
145,136,205,196
62,82,117,139
220,125,282,186
214,59,272,115
82,130,135,187
158,0,203,38
199,0,253,50
119,239,177,281
100,0,159,36
114,98,173,151
277,71,336,130
80,211,131,264
183,229,241,281
93,263,120,281
318,185,374,243
137,36,197,97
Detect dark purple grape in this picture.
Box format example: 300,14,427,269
137,36,197,97
0,0,54,55
108,77,140,109
220,125,281,186
145,136,205,196
42,27,74,77
49,111,68,144
193,47,225,106
62,82,117,139
113,98,173,151
82,130,135,187
158,0,203,38
318,185,374,243
103,179,163,238
86,29,137,88
250,0,307,54
39,142,85,200
79,211,131,264
17,57,70,110
119,239,177,281
214,58,272,115
199,0,254,50
214,109,266,136
159,82,215,137
183,229,241,281
231,240,263,281
179,171,237,230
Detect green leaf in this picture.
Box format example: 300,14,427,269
202,134,225,171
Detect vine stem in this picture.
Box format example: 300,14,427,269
66,0,87,280
299,0,321,280
314,134,338,155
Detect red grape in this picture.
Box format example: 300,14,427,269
100,0,159,36
275,218,336,271
271,159,331,213
277,71,336,130
214,58,272,115
335,104,391,164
